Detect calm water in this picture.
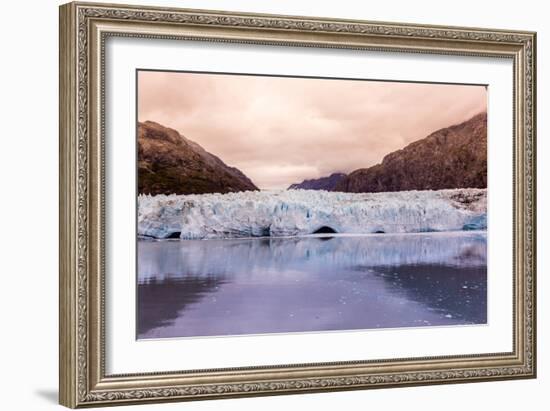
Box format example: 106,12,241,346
137,231,487,339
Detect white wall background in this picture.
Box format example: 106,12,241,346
0,0,546,410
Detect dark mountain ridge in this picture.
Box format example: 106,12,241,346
138,121,258,195
334,112,487,193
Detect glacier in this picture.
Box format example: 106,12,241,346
137,188,487,240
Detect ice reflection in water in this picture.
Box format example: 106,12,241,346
137,231,487,339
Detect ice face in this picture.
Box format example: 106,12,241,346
137,188,487,239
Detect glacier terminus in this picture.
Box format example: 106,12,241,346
138,188,487,240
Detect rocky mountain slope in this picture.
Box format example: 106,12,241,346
288,173,346,191
138,121,258,195
334,112,487,193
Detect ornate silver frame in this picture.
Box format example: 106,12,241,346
59,1,536,408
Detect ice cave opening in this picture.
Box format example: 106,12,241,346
166,231,182,239
313,226,338,234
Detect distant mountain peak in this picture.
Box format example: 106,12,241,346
138,121,258,195
288,172,347,191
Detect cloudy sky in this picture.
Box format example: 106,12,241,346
138,71,486,190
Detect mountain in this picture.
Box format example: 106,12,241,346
138,121,258,195
334,112,487,193
288,173,347,191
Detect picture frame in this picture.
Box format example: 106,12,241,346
59,1,536,408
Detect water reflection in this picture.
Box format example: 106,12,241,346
373,265,486,324
138,276,226,335
137,231,487,339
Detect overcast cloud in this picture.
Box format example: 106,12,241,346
138,71,486,189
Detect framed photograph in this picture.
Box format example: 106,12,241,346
59,2,537,408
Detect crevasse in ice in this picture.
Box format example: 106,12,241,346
137,188,487,239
